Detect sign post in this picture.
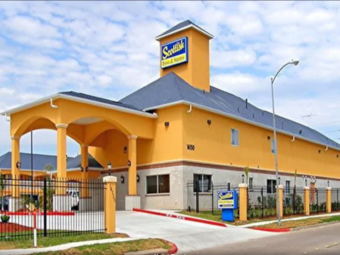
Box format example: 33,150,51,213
217,190,238,222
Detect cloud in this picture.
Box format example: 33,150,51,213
0,1,340,156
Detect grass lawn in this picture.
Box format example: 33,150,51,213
260,215,340,229
0,232,128,250
180,210,281,226
31,239,172,255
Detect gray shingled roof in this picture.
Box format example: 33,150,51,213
0,152,102,171
120,72,340,149
60,91,143,112
156,20,213,39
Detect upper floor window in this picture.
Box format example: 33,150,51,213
231,129,239,146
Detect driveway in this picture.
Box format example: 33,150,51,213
116,211,278,254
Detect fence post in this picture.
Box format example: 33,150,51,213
195,180,199,213
277,185,283,218
304,186,310,216
43,178,47,237
261,187,264,219
326,187,332,213
103,176,117,234
316,188,319,214
239,183,248,221
211,182,214,215
293,186,296,214
338,189,339,211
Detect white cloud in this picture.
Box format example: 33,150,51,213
211,49,256,68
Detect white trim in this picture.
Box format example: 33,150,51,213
11,136,20,140
49,167,103,173
155,24,214,40
0,93,158,119
144,100,340,152
128,135,138,140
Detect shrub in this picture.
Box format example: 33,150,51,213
1,215,10,223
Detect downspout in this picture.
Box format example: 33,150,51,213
50,98,58,109
325,146,329,151
291,136,295,142
186,104,192,113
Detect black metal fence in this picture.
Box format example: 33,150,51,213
283,187,305,216
310,187,327,214
248,186,277,219
332,188,340,212
0,176,105,241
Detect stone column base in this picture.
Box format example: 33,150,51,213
125,196,141,211
53,195,73,212
8,197,22,212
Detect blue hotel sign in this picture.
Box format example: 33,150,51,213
217,190,238,222
161,37,188,69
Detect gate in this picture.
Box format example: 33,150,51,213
0,176,105,241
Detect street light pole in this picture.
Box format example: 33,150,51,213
271,59,299,226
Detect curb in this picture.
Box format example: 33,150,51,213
133,208,227,228
160,239,178,254
250,227,291,233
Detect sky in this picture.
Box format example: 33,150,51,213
1,1,340,157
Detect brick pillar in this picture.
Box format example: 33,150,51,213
277,185,283,218
239,183,248,221
304,186,310,216
104,176,117,234
326,187,332,213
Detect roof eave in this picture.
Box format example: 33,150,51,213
155,24,214,41
1,93,158,119
144,100,340,152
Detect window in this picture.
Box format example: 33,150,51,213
231,129,239,146
271,139,276,153
249,177,254,190
286,180,290,194
267,179,277,194
193,174,212,192
146,175,170,194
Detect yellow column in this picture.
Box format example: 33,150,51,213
128,135,137,195
11,136,20,197
239,183,248,221
304,186,310,216
81,144,89,198
104,176,117,234
277,185,283,218
326,187,332,213
56,124,67,195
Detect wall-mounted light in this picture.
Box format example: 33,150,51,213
278,177,281,185
107,162,112,176
318,150,321,153
267,136,271,140
16,161,21,169
120,175,125,184
137,174,140,183
164,122,170,127
328,180,330,187
207,119,211,125
123,146,127,154
128,160,131,167
337,155,339,158
242,174,245,184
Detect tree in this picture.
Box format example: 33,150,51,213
0,174,4,211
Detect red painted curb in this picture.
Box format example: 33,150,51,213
168,241,178,254
1,212,75,216
133,208,227,228
250,227,291,233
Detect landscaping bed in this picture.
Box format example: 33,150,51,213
0,222,33,233
31,238,172,255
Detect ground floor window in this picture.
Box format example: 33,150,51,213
193,174,212,193
146,174,170,194
267,179,277,194
249,177,254,191
286,180,290,194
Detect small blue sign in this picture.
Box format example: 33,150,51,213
161,37,188,69
217,190,238,222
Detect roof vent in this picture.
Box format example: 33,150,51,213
299,130,302,134
238,107,240,112
262,111,264,116
253,113,255,118
245,99,248,109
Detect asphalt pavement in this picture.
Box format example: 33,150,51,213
187,222,340,255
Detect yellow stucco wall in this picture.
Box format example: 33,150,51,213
182,106,340,178
159,28,210,92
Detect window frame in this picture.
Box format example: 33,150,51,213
231,128,239,147
249,177,254,191
267,179,277,194
146,174,170,195
193,174,212,193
